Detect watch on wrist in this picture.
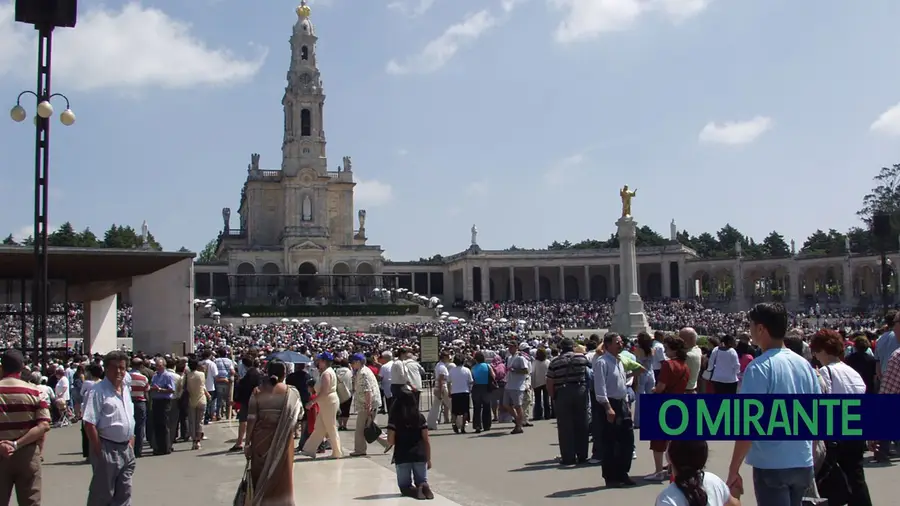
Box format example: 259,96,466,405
10,441,18,451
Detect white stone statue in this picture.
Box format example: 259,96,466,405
302,195,312,221
735,241,742,255
670,219,677,241
222,207,231,230
790,239,796,255
845,236,851,253
358,209,366,230
141,220,149,245
471,224,478,246
342,156,352,172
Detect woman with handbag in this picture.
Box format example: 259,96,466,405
349,353,386,456
707,335,741,394
809,329,872,506
240,360,302,506
300,352,343,459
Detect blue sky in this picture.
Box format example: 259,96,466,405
2,0,900,260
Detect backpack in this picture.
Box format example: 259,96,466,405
491,362,507,383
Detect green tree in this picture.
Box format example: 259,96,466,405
2,234,17,245
102,224,162,250
76,228,101,248
761,231,791,258
178,246,190,253
858,163,900,226
801,229,846,257
197,239,218,262
48,222,79,247
22,235,33,246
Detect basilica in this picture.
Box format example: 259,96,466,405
198,3,897,312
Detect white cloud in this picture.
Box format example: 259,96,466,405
698,116,772,146
544,153,585,185
386,10,496,75
549,0,711,44
501,0,526,13
0,3,266,92
355,179,394,207
387,0,436,17
870,103,900,137
465,180,490,198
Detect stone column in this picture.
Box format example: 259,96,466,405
582,265,590,299
842,260,852,303
208,275,214,298
558,266,565,300
411,272,416,293
508,266,515,301
533,266,540,300
661,260,671,299
677,260,685,298
608,264,616,298
612,216,650,338
82,294,119,355
480,264,490,302
732,260,744,303
463,265,474,301
444,270,454,301
427,272,432,296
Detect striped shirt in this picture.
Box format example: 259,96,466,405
0,376,52,441
546,352,590,386
129,370,149,402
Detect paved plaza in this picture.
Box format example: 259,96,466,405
21,411,898,505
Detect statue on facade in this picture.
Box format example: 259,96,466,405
619,185,637,218
141,220,149,246
670,219,677,241
358,209,367,230
302,195,313,221
790,239,796,255
249,153,260,171
471,224,478,246
342,156,352,172
222,207,231,231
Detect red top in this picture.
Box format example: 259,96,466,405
307,393,319,433
658,359,690,394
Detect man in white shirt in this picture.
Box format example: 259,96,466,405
54,367,72,426
680,327,702,393
391,347,425,406
426,352,452,430
379,351,394,411
199,352,218,424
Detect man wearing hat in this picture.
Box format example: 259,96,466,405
0,349,52,505
348,353,383,456
546,338,590,465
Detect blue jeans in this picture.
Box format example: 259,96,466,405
214,383,229,418
205,389,218,423
395,462,427,490
752,466,814,506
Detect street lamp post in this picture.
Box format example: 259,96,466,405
9,0,77,369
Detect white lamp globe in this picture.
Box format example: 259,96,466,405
36,100,53,119
10,105,26,122
59,109,76,126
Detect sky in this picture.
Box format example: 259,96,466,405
1,0,900,261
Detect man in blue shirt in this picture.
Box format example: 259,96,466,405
728,302,820,506
594,332,635,487
149,357,177,455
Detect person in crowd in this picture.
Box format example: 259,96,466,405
387,389,434,500
349,353,383,456
231,356,262,452
645,334,691,481
83,351,135,506
595,332,636,487
546,337,590,466
504,342,531,435
447,355,473,434
213,349,236,420
845,335,877,393
71,364,85,419
875,313,900,462
199,351,218,424
79,364,103,460
0,349,51,506
185,358,210,450
655,440,740,506
708,335,741,394
334,358,353,431
809,329,872,506
128,359,149,458
651,331,667,384
301,352,342,459
531,347,551,421
53,366,72,426
489,355,507,422
149,357,177,455
379,351,395,412
243,360,302,506
728,303,820,506
681,328,702,393
469,351,495,433
426,352,452,430
633,332,656,428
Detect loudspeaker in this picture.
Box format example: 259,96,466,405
15,0,77,28
873,214,891,240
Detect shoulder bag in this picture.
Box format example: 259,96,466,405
701,348,719,381
233,460,254,506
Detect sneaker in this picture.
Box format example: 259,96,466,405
510,427,524,435
419,483,435,500
349,452,367,457
643,471,668,481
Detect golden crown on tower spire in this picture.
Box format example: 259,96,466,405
296,0,311,18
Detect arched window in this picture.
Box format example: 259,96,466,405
300,109,311,137
302,147,310,154
301,46,309,60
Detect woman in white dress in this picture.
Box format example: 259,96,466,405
301,352,343,459
655,440,740,506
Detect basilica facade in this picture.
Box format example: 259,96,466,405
199,4,896,311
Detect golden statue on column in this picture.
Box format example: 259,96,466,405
620,185,637,217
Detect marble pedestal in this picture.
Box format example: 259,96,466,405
612,216,651,338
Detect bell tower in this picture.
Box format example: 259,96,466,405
282,1,327,175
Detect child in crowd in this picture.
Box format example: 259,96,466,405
387,388,434,500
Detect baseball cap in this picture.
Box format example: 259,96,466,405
350,353,366,363
317,351,334,362
518,342,531,351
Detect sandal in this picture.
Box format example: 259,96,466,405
229,445,243,452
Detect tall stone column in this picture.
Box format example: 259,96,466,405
463,265,474,301
842,259,852,303
661,260,671,299
558,266,565,300
612,216,650,338
508,266,515,301
480,265,490,302
582,265,590,299
427,272,432,296
411,272,416,293
533,266,540,300
608,264,616,298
